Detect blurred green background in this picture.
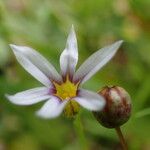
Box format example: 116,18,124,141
0,0,150,149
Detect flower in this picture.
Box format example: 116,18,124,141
6,26,123,119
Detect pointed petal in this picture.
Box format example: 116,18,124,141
74,89,105,111
74,40,123,84
10,46,52,87
36,97,67,119
6,87,51,105
10,44,62,83
60,25,78,76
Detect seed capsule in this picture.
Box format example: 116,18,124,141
93,86,132,128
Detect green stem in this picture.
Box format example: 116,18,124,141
115,127,128,150
73,113,88,150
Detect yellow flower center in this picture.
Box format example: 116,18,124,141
53,77,80,117
53,77,78,100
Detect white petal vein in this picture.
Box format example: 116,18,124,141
6,87,50,105
74,40,123,84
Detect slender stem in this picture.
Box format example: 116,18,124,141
73,113,88,150
115,127,128,150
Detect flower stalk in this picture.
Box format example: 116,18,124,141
73,113,88,150
115,127,128,150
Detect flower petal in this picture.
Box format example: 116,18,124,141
10,46,52,87
74,89,105,111
60,25,78,76
36,97,67,119
73,40,123,84
10,44,62,83
6,87,51,105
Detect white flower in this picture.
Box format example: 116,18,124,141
6,26,123,119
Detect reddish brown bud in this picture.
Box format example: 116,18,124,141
93,86,132,128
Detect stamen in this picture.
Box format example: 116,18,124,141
53,76,80,117
53,76,78,100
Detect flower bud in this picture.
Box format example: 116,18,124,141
93,86,132,128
